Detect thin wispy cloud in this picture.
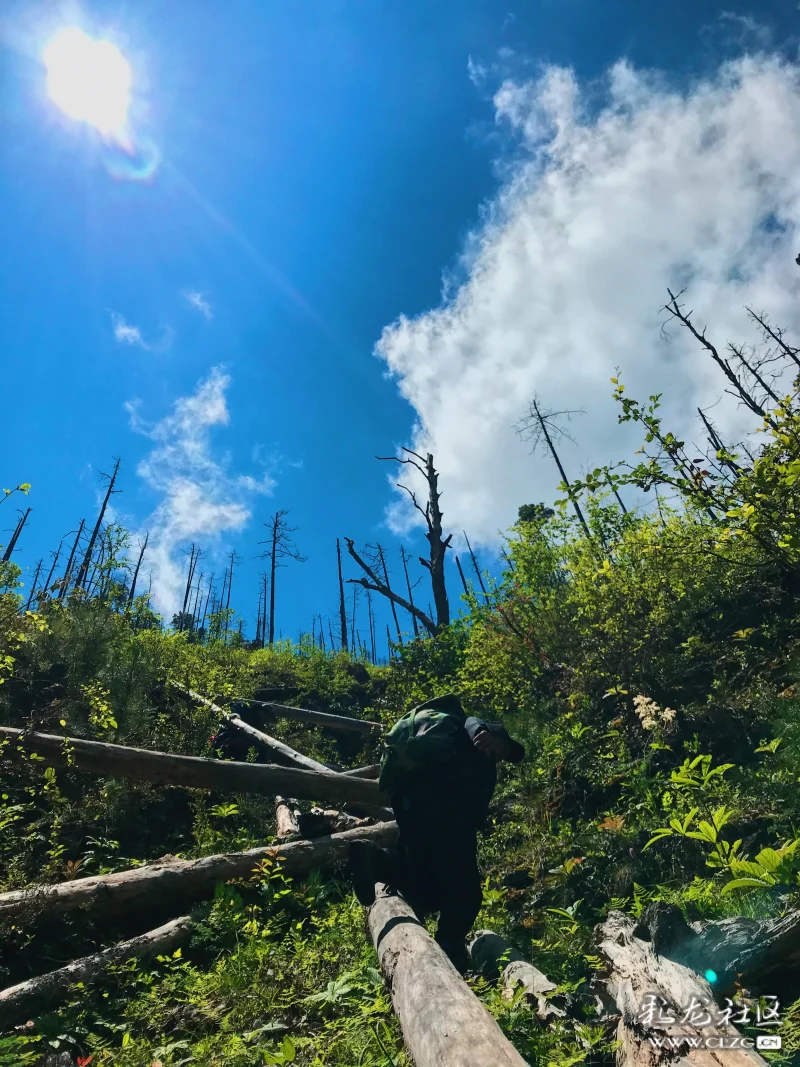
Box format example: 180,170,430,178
127,367,276,616
110,311,173,353
377,53,800,546
183,290,213,320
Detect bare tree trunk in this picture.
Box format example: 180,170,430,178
41,539,64,598
127,532,148,607
400,546,420,637
367,589,376,663
337,538,348,651
225,550,235,634
350,584,357,650
2,507,32,563
57,519,84,600
0,823,398,922
368,887,529,1067
378,544,403,645
24,560,43,610
531,399,592,542
73,458,121,596
346,540,436,637
0,727,385,807
463,532,487,595
0,916,192,1030
455,556,470,596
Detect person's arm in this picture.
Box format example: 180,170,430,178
465,717,525,763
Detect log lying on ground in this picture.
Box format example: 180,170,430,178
469,930,565,1019
0,916,192,1030
368,886,529,1067
632,900,800,993
227,716,392,820
596,910,767,1067
170,681,381,735
275,796,301,840
0,822,398,922
0,727,383,808
343,763,380,779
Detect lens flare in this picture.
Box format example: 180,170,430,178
43,27,131,136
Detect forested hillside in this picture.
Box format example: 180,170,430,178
4,297,800,1065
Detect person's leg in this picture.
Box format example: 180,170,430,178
432,829,482,974
348,840,407,907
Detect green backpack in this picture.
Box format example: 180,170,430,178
378,693,466,793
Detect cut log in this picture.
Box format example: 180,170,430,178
596,910,767,1067
469,930,565,1019
275,796,300,840
0,822,398,921
368,886,529,1067
0,916,191,1029
0,727,383,808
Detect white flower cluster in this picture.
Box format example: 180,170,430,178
633,694,677,731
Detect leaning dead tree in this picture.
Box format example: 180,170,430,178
0,916,192,1030
0,822,398,921
71,458,121,597
2,506,31,562
368,886,529,1067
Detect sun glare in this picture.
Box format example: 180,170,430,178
43,27,131,136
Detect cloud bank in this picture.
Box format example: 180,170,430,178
128,367,275,616
376,55,800,545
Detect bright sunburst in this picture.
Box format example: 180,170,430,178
43,27,131,136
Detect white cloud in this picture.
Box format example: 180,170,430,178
110,311,173,353
184,290,213,320
376,55,800,546
128,367,275,616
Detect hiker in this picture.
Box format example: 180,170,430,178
349,693,524,974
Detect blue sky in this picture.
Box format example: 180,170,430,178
2,1,799,653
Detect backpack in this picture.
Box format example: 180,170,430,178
378,693,466,794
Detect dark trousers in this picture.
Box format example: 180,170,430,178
358,805,483,971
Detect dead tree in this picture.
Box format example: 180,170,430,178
40,538,64,598
72,458,121,597
24,560,43,611
400,545,420,637
455,555,470,596
463,532,487,595
57,519,85,600
372,449,452,630
259,511,306,645
377,543,403,644
516,397,593,542
337,538,349,651
127,532,149,607
2,507,31,563
346,539,437,638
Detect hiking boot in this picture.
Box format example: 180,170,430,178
348,842,378,907
436,934,470,975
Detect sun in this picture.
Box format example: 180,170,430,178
43,27,131,137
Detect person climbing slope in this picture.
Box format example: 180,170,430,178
349,693,525,974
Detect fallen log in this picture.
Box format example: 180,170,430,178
0,916,191,1029
368,886,529,1067
343,763,380,779
632,900,800,993
0,727,383,808
169,681,381,734
596,910,767,1067
227,717,392,821
468,930,565,1019
275,796,301,840
0,822,398,921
